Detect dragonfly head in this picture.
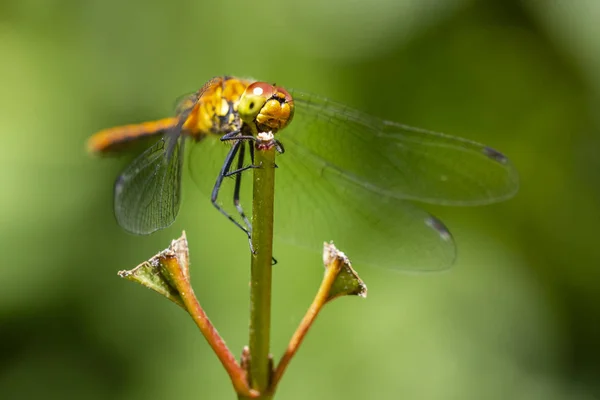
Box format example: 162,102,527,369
238,82,294,135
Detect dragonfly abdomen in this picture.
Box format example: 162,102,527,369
88,117,178,154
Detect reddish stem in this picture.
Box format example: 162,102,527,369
164,257,259,398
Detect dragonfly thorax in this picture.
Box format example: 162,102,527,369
185,77,251,139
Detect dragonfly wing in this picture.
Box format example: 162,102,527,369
274,138,457,271
285,90,519,205
113,131,185,234
188,135,455,271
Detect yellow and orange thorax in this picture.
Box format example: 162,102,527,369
182,76,252,139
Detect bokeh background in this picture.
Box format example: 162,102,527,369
1,0,599,399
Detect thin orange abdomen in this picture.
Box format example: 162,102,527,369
88,117,178,154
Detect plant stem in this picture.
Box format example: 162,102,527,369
248,141,277,396
162,255,258,398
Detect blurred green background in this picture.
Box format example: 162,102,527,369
1,0,599,399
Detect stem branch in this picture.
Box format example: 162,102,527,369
164,256,258,398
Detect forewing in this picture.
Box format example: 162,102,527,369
284,90,519,205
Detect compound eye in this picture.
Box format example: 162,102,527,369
273,86,293,106
238,82,276,124
266,86,294,131
247,82,276,100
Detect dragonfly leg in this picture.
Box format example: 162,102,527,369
211,140,254,252
229,142,278,265
275,139,285,154
221,140,279,264
222,134,260,175
221,130,256,143
215,134,280,262
224,164,259,177
232,141,253,232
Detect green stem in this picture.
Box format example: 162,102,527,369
248,141,277,396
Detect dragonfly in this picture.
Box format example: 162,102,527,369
88,76,518,272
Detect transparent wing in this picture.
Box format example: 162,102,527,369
114,131,185,234
273,140,457,271
283,90,519,205
190,137,456,271
111,82,209,235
